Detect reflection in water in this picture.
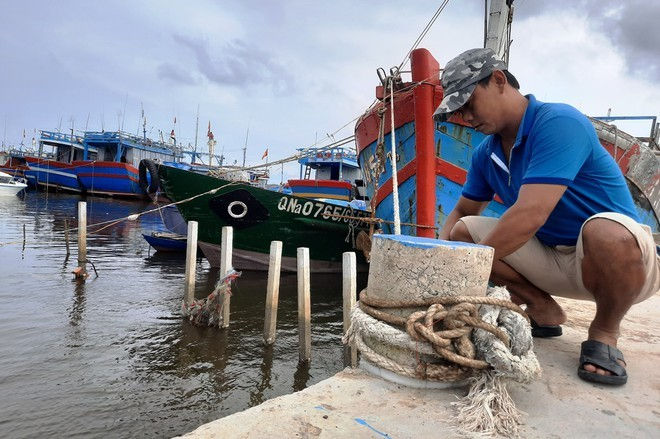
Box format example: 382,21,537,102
249,344,274,406
293,359,311,392
0,191,368,438
68,280,87,327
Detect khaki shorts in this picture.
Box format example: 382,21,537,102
459,212,660,303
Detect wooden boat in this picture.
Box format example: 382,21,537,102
142,232,188,252
156,161,371,272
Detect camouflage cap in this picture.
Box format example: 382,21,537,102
432,48,507,121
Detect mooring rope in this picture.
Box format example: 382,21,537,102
344,286,541,437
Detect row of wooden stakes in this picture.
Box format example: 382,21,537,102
182,221,358,366
71,201,358,366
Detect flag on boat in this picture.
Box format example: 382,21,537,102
170,129,176,140
262,148,268,160
207,121,214,140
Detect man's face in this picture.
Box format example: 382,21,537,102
454,74,504,135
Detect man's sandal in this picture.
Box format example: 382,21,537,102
577,339,628,385
530,318,562,338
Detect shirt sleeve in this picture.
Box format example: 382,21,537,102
462,143,494,202
521,116,592,186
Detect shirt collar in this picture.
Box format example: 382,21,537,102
488,94,541,156
514,94,540,148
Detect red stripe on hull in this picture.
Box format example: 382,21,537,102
374,157,503,208
287,179,352,189
77,172,138,183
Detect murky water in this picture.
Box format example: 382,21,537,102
0,191,365,438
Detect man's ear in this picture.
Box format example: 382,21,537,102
492,70,507,90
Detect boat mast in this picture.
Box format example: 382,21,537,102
242,123,249,167
484,0,514,65
194,104,199,162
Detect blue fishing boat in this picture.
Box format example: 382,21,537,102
287,146,368,203
77,131,182,198
24,131,91,192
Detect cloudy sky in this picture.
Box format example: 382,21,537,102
1,0,659,181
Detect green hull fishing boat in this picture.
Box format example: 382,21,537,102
157,164,371,272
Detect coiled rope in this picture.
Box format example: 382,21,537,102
343,286,541,436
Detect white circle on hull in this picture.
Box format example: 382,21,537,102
227,201,248,218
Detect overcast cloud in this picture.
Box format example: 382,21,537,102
1,0,658,180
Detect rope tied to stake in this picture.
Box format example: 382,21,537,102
182,270,241,327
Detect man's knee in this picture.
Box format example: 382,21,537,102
582,219,641,261
581,218,645,295
448,219,474,243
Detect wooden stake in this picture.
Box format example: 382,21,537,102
263,241,282,344
220,226,233,329
342,252,357,368
77,201,87,279
183,220,198,304
297,247,311,362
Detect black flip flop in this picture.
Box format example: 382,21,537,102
530,318,562,338
577,340,628,385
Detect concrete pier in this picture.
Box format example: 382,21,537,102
176,293,660,438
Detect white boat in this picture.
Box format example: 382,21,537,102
0,171,28,196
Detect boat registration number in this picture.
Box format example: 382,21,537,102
277,196,364,223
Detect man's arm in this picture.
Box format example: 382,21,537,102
439,196,490,240
480,183,567,259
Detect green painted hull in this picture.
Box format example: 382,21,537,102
158,165,370,264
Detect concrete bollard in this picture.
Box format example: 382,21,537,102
220,226,233,329
342,252,357,368
184,221,198,304
263,241,283,345
360,234,494,382
297,247,311,362
367,234,493,317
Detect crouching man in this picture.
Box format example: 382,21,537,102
435,48,659,385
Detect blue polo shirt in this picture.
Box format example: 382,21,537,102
462,94,639,246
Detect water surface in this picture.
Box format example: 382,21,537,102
0,191,363,438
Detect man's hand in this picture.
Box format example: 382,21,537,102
439,196,489,240
481,183,567,259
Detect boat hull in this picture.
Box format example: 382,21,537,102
143,232,187,252
197,241,368,273
75,161,145,198
157,165,371,267
0,182,28,196
23,157,82,192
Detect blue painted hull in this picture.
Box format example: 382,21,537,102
24,158,82,192
143,233,187,252
76,161,144,198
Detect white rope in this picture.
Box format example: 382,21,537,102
345,285,541,437
389,78,401,235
